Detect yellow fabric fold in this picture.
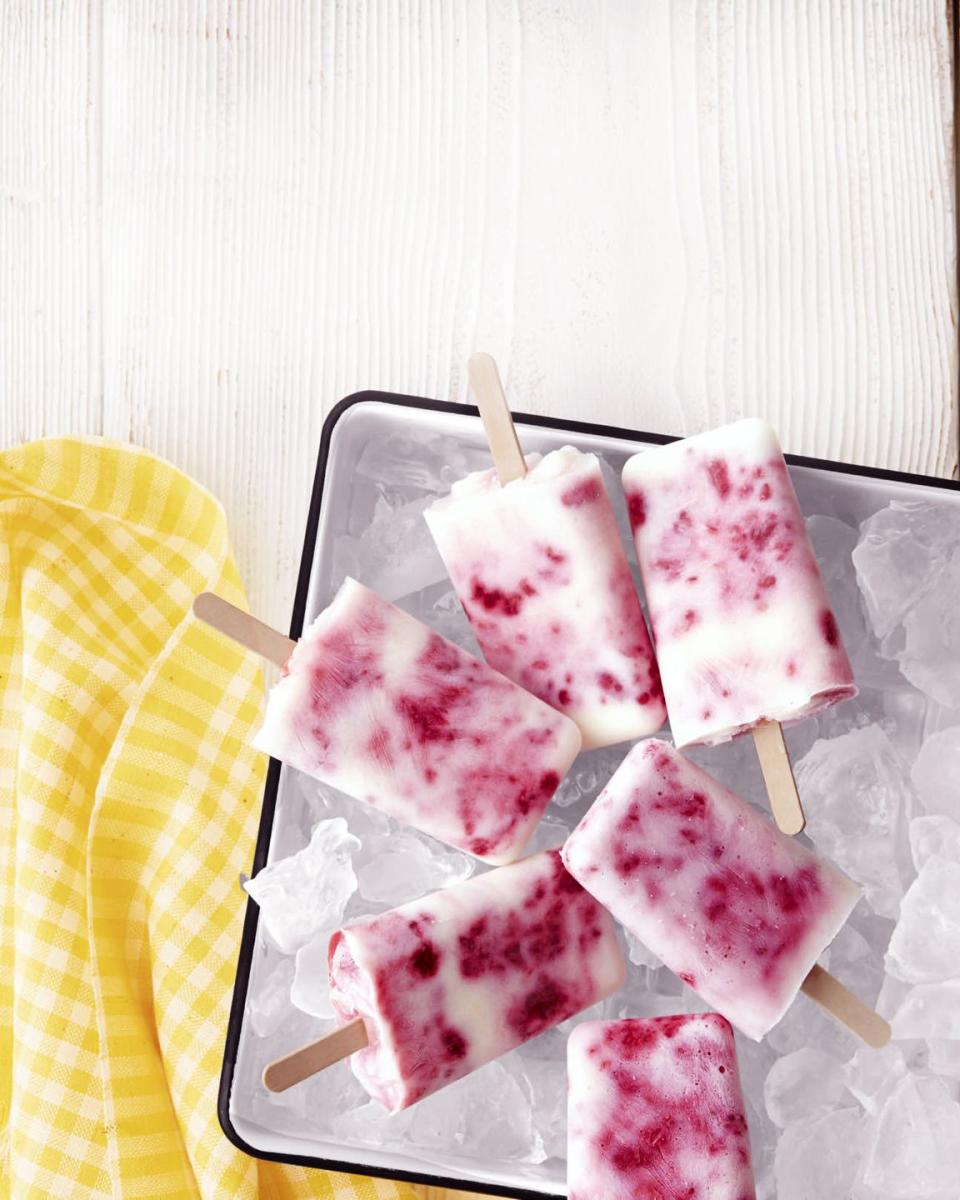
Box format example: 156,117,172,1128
0,437,415,1200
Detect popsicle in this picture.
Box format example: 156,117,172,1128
425,354,665,749
562,740,889,1046
567,1015,755,1200
622,419,857,833
195,580,581,864
263,849,626,1107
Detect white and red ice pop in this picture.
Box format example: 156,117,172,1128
622,420,856,833
265,849,625,1106
622,419,856,749
253,578,581,863
567,1015,755,1200
562,740,888,1045
426,355,665,749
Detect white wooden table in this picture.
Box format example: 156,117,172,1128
1,6,957,1197
2,2,956,635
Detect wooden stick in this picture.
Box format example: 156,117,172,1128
262,1017,369,1092
192,592,295,668
752,720,806,835
467,352,527,485
801,964,891,1048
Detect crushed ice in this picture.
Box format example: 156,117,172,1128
242,816,360,954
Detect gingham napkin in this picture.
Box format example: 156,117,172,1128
0,438,414,1200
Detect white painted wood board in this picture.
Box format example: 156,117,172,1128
1,1,956,631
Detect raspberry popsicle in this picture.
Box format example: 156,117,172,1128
622,419,856,833
265,850,626,1107
253,578,581,864
622,419,855,747
562,740,888,1045
425,354,665,749
567,1015,755,1200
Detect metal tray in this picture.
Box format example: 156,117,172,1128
219,392,960,1198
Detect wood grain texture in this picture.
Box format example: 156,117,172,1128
1,0,957,638
0,1,101,438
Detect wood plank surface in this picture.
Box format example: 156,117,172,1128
1,1,955,635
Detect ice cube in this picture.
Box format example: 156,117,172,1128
624,929,662,969
763,1048,847,1128
928,1040,960,1080
626,965,697,1006
852,500,956,642
886,855,960,983
734,1031,778,1117
910,815,960,873
421,584,477,649
821,919,885,1009
244,817,360,954
306,779,392,841
248,957,296,1038
354,430,478,494
290,932,336,1020
874,973,914,1020
795,726,909,918
246,1051,366,1136
570,759,602,802
240,1007,367,1138
406,1059,543,1164
807,515,871,663
357,832,473,907
754,1158,776,1200
549,772,583,809
524,816,572,855
900,554,960,710
329,1098,415,1149
269,774,334,860
911,726,960,821
879,684,933,764
891,981,960,1040
552,772,580,811
297,773,374,826
773,1107,867,1200
852,499,960,710
843,1042,908,1115
333,493,449,601
765,988,859,1061
515,1021,568,1065
504,1053,567,1163
549,750,616,814
732,1033,778,1197
862,1074,960,1198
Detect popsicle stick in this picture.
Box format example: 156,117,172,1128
801,964,891,1049
262,1017,369,1092
752,720,806,835
467,352,527,485
192,592,295,668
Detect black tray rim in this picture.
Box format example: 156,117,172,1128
218,389,960,1199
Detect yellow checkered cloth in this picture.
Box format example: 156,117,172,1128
0,438,416,1200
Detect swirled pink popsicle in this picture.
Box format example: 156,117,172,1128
254,578,581,863
621,419,856,749
567,1015,755,1200
426,444,665,748
562,740,864,1041
327,849,625,1111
